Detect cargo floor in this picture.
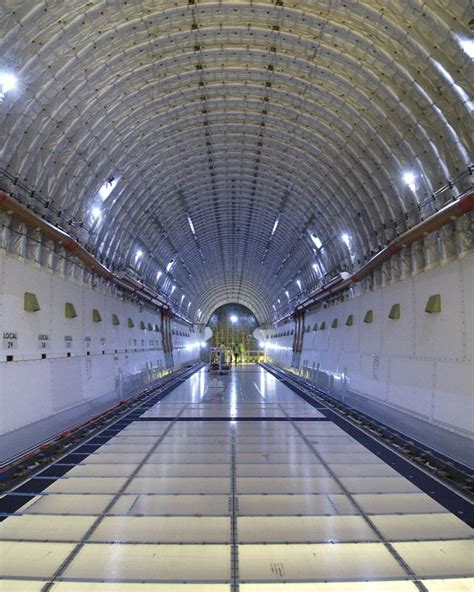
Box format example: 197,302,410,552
1,366,472,591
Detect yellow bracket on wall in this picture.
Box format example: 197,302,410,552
140,320,146,330
346,314,354,326
320,321,326,330
148,322,153,331
313,323,318,331
92,309,102,323
155,324,160,332
331,318,338,328
112,313,120,325
24,292,40,312
128,318,134,328
425,294,441,313
364,310,373,323
388,303,401,320
65,302,77,319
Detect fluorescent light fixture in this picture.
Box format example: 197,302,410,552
285,290,290,299
91,207,101,220
170,285,175,294
188,216,196,235
157,271,162,279
341,233,351,248
98,177,118,200
312,263,318,272
296,279,302,290
458,37,474,59
272,304,276,310
135,249,143,262
402,171,416,187
230,314,238,323
0,72,17,94
311,235,322,249
166,260,174,272
180,294,185,303
271,214,280,236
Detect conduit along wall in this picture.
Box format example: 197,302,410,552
266,190,474,465
0,189,192,323
0,189,199,464
273,189,473,335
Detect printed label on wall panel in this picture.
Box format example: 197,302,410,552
38,334,50,349
65,335,73,349
3,331,18,350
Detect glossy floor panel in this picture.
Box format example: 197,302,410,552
1,366,472,590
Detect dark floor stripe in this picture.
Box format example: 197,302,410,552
0,366,201,519
133,416,330,422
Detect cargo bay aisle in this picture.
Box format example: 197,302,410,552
1,365,473,591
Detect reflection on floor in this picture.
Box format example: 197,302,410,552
0,366,472,591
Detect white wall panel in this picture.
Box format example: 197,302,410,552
434,362,474,435
51,357,84,412
50,274,84,357
387,358,434,419
359,290,383,355
268,252,474,448
0,252,199,449
381,281,414,357
461,254,474,361
0,360,53,434
414,262,464,360
342,299,360,354
3,258,53,359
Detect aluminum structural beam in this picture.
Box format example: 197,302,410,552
0,1,472,321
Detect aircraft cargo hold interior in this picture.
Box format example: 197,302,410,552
0,1,473,590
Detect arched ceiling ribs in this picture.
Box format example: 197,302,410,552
0,1,471,322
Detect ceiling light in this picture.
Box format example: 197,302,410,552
402,171,416,186
402,170,418,191
0,72,17,96
230,314,238,323
170,285,175,294
271,214,280,236
166,260,174,272
311,235,322,249
285,290,290,299
296,279,302,290
135,249,143,261
98,176,118,200
341,233,351,248
459,38,474,59
188,216,196,235
157,271,162,279
91,207,101,220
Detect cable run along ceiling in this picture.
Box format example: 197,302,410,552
0,1,472,325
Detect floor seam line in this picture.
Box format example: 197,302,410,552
276,402,430,592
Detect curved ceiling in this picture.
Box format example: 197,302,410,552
0,1,472,324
